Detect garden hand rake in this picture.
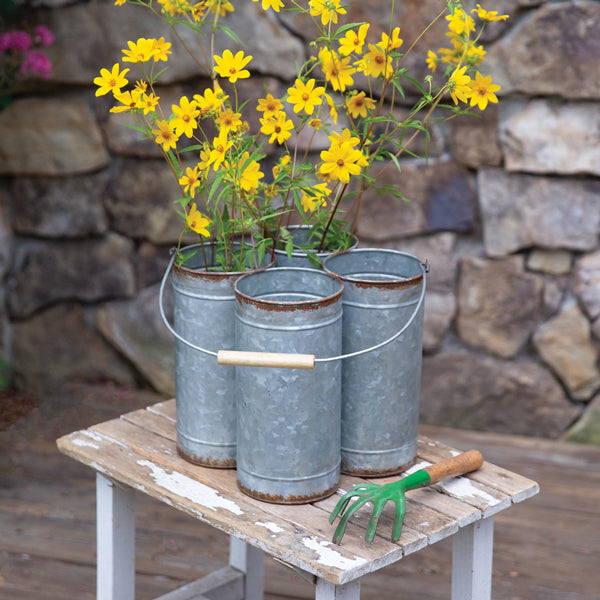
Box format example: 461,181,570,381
329,449,484,544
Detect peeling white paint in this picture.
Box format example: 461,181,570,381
438,477,500,506
137,459,244,515
256,521,285,534
301,537,368,570
72,437,100,449
449,450,461,457
404,460,431,475
420,521,430,527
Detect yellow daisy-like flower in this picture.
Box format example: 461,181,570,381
323,92,338,124
319,48,355,92
122,38,157,63
272,155,290,179
309,0,346,25
257,93,284,118
114,0,126,6
238,152,264,192
346,91,376,119
309,118,322,130
213,49,252,83
139,92,160,115
338,23,369,56
186,203,211,237
286,78,325,115
194,83,229,116
319,140,367,184
172,96,200,138
360,43,394,79
216,109,243,134
252,0,284,12
448,65,472,105
152,37,172,62
328,128,361,148
192,2,206,20
381,27,403,52
152,119,179,152
472,4,509,22
179,166,202,198
110,90,143,113
94,63,130,97
208,131,233,171
300,182,329,212
469,72,501,110
426,50,438,72
260,112,294,145
446,9,475,36
206,0,233,16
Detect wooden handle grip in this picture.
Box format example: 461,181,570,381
424,450,484,485
217,350,315,369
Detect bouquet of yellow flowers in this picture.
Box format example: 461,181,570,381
95,0,507,270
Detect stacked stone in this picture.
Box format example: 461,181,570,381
1,0,599,442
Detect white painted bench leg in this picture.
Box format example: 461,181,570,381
229,537,264,600
451,516,494,600
97,473,136,600
315,578,360,600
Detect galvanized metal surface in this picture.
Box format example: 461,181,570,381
322,249,426,477
234,267,344,503
170,243,271,468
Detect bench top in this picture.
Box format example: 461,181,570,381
56,399,539,586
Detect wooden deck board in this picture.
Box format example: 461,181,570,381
1,397,598,599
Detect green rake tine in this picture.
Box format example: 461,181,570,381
332,495,373,544
391,494,406,542
365,498,387,543
329,484,371,523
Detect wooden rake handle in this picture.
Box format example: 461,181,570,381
423,449,484,485
217,350,315,369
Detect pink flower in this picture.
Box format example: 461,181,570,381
0,30,32,52
34,25,54,47
20,51,52,79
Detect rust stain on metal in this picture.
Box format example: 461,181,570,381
341,456,417,478
347,272,423,290
177,446,236,469
237,480,338,505
235,287,343,312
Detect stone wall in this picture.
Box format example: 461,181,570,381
1,0,599,442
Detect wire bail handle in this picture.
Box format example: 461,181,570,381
159,250,427,369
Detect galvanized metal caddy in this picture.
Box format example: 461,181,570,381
160,243,271,468
323,249,427,476
233,267,344,503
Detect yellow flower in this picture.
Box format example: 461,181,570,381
206,0,233,16
465,42,486,66
320,48,355,92
152,37,172,62
309,0,346,25
208,130,233,170
110,89,143,113
346,91,376,119
472,4,509,22
328,128,361,148
286,78,325,115
195,82,228,116
114,0,126,6
186,203,211,237
179,166,202,198
381,27,403,52
260,112,294,145
257,93,284,118
216,109,243,134
252,0,284,12
94,63,130,97
439,38,465,65
448,65,472,105
239,152,264,192
323,92,338,124
360,43,394,79
192,2,206,20
446,9,475,36
172,96,200,138
426,50,438,73
213,49,252,83
319,140,367,184
468,72,501,110
122,38,157,63
301,182,329,212
338,23,369,56
152,119,179,152
139,92,160,114
309,118,322,130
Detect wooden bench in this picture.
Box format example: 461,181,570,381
56,399,539,600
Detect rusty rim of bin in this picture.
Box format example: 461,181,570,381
234,267,344,312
